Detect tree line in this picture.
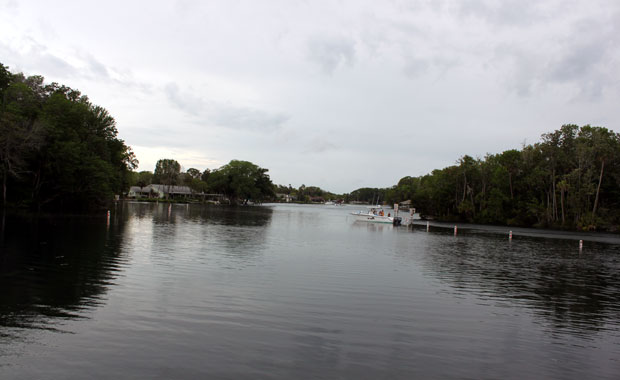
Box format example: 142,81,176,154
134,161,343,204
273,184,341,202
0,63,137,211
134,158,275,204
4,63,618,229
378,125,620,231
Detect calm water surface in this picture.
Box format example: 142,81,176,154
1,203,619,379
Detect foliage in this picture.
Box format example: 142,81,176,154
186,168,201,180
345,187,387,204
153,159,181,190
207,160,274,204
0,63,137,211
274,184,294,195
272,183,341,203
387,125,620,231
136,171,153,189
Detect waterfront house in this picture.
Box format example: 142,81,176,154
276,193,293,202
129,184,194,199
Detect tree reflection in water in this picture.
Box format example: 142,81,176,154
0,210,129,336
415,228,620,335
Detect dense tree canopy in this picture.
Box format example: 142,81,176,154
383,125,620,231
0,63,137,211
153,159,181,193
207,160,274,204
345,187,387,204
135,171,153,189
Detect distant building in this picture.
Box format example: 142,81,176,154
128,184,222,201
276,193,293,202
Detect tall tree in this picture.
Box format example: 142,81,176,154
136,171,153,190
153,159,181,196
0,77,44,206
0,63,137,211
186,168,201,179
207,160,274,204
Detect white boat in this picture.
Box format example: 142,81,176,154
350,207,395,224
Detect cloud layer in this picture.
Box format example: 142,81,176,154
1,0,619,192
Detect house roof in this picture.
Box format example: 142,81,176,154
149,184,193,194
129,184,195,194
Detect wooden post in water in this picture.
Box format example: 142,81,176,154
509,231,513,240
426,221,430,232
454,225,457,235
579,240,583,251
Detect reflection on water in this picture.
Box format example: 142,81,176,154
0,212,128,337
417,230,620,335
1,203,619,379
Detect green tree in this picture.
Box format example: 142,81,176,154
153,158,181,197
207,160,274,204
201,168,211,182
0,63,137,211
136,171,153,189
577,126,618,220
186,168,201,179
0,78,44,206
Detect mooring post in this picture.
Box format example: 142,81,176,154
579,240,583,251
509,230,513,240
426,221,430,232
454,225,457,235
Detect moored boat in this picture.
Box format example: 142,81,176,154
350,207,394,224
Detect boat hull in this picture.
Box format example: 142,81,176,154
351,212,393,224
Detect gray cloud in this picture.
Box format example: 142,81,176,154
402,56,429,78
122,125,193,148
81,52,110,79
549,43,608,98
307,36,356,74
456,0,552,27
33,53,76,78
486,4,620,100
164,82,204,115
545,17,618,99
2,37,79,78
1,35,152,96
492,44,541,97
164,82,289,132
303,137,338,154
3,0,619,193
213,105,289,132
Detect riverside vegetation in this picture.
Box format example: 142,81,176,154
0,63,137,211
2,64,619,231
353,125,620,231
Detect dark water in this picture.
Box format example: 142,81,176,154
1,203,619,379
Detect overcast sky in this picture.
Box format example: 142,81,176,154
1,0,618,193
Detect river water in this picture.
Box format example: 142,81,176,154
1,203,619,379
